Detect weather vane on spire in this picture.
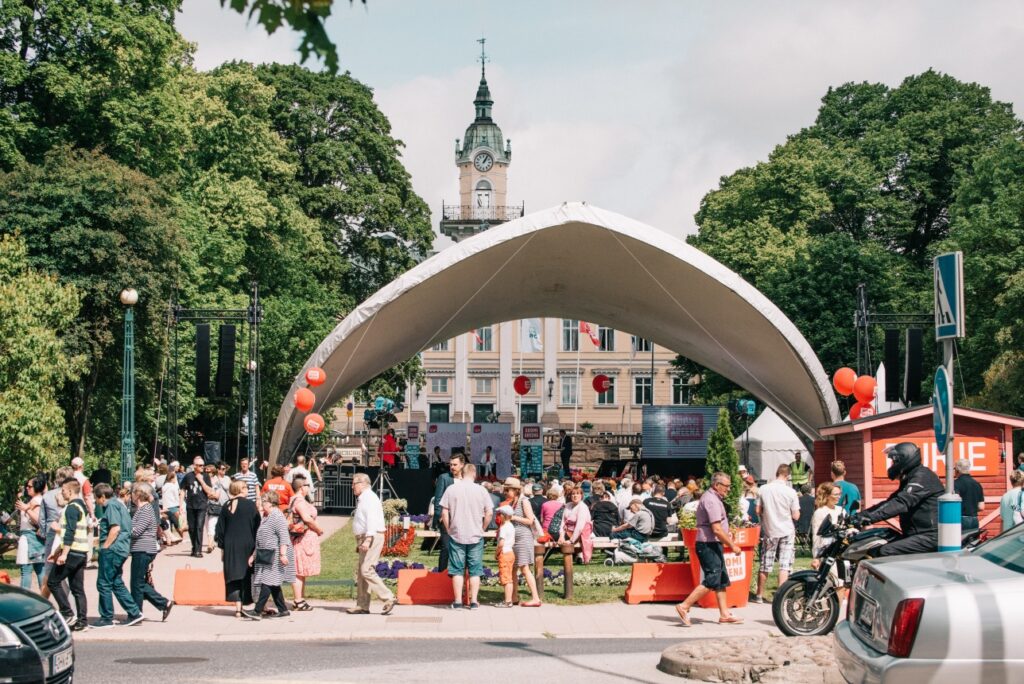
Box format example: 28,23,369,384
477,37,488,78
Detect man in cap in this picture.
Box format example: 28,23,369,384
610,497,654,542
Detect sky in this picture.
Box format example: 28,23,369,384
177,1,1024,249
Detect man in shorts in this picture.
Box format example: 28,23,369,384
753,464,800,603
440,463,493,610
675,472,743,626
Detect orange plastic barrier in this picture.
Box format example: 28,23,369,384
172,566,232,606
0,571,9,584
682,526,759,610
396,569,455,605
624,562,696,604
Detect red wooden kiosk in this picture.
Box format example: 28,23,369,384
814,405,1024,535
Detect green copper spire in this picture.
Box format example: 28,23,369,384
457,38,510,163
475,37,492,121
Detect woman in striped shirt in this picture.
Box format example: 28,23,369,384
129,483,174,622
241,490,294,620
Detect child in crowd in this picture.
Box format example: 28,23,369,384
495,505,516,607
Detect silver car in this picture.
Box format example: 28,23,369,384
834,523,1024,683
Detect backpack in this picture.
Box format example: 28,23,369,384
547,506,564,538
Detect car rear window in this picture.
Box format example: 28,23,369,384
978,526,1024,574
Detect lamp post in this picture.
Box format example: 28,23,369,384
120,288,139,484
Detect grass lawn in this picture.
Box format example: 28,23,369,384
301,527,814,606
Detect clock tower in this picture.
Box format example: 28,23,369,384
440,39,523,242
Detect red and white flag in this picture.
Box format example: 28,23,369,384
579,321,600,347
470,329,484,346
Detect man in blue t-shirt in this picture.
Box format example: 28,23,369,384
831,460,861,514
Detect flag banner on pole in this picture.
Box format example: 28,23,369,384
579,321,600,347
470,329,484,346
520,318,543,352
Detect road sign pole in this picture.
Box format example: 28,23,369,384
937,340,961,552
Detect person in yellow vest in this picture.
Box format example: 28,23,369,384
789,452,812,490
47,479,90,630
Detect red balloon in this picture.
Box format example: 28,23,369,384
849,402,875,420
513,375,532,396
294,387,315,413
305,367,326,387
304,413,325,435
832,367,857,396
593,374,611,393
853,375,877,404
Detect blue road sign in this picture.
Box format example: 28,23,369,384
934,252,964,340
933,366,952,454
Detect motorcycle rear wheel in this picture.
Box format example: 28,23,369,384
772,578,840,637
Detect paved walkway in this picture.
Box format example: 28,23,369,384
66,515,780,643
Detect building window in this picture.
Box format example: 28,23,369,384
429,404,450,423
474,326,493,352
562,319,578,352
430,377,449,393
673,376,688,404
598,326,615,351
475,179,492,209
631,336,652,353
473,404,494,423
634,376,652,405
520,404,538,424
431,340,449,351
596,377,616,405
560,375,578,405
475,378,493,395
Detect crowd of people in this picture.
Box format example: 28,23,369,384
11,453,325,628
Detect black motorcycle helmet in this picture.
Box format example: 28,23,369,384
885,442,922,480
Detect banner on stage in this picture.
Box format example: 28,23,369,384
426,423,467,464
405,423,421,469
472,423,512,480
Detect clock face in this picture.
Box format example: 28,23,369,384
474,152,493,172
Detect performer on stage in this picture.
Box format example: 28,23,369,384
379,429,399,468
480,446,495,480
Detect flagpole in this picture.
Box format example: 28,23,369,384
573,328,581,434
517,322,523,434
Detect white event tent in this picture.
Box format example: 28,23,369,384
734,407,809,481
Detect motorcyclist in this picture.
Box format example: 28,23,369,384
854,442,943,556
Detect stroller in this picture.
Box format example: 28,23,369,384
603,538,667,566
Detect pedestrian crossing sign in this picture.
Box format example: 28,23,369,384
934,252,964,341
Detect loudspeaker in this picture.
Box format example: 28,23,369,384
203,441,222,464
195,324,210,398
904,328,923,404
215,324,236,397
884,328,900,400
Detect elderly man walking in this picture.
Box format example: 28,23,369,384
753,464,800,604
675,472,743,626
348,473,395,615
440,463,493,610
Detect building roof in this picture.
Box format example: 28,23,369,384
457,70,510,164
819,404,1024,437
269,202,841,459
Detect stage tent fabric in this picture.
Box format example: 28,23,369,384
270,202,841,461
734,407,809,481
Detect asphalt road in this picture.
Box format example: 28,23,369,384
74,637,691,683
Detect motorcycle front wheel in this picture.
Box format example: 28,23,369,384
771,578,840,637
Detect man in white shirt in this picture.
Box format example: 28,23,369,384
753,464,801,603
440,464,493,609
615,478,634,518
348,473,395,615
285,455,317,497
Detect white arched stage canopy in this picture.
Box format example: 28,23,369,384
270,202,841,460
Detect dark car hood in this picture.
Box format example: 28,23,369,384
0,583,53,623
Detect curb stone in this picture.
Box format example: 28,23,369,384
657,634,844,683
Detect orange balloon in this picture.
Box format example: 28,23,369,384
853,375,877,404
294,387,315,413
850,402,874,421
304,413,325,435
305,367,326,387
832,367,857,396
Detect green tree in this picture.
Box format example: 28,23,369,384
703,408,742,519
0,147,187,457
0,234,82,497
0,0,193,175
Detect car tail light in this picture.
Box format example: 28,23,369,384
887,598,925,657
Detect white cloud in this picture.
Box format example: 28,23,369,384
177,1,1024,248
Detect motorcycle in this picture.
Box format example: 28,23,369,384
772,503,987,637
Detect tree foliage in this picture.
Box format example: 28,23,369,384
691,70,1022,410
0,234,81,499
0,1,431,487
703,408,742,519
